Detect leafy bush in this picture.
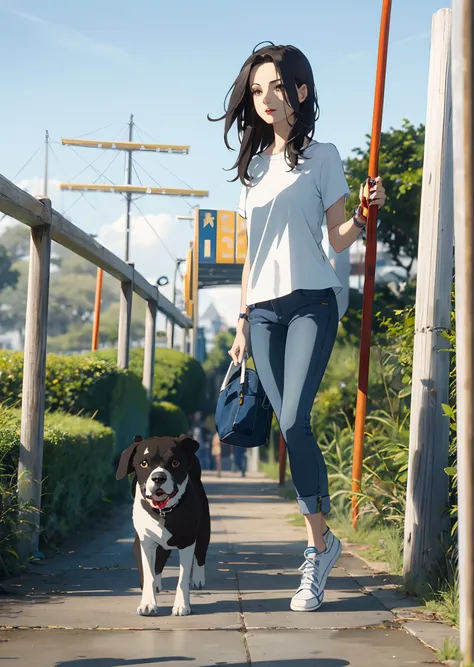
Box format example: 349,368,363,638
0,407,115,574
91,347,206,417
0,351,148,452
149,401,189,437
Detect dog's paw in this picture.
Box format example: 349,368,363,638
172,602,192,616
192,564,206,590
137,601,159,616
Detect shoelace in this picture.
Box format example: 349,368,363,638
298,555,321,592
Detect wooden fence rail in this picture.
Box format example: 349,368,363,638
0,172,192,558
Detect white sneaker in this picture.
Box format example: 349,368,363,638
290,533,342,612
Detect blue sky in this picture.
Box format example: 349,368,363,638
0,0,451,327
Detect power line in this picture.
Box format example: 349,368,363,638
11,145,43,182
132,159,162,188
133,122,195,189
60,125,127,182
73,122,117,139
132,159,143,186
132,200,177,262
63,150,126,216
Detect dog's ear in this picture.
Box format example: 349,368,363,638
175,434,199,458
116,440,141,480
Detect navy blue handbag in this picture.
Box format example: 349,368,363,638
215,357,273,448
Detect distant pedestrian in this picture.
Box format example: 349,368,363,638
211,432,222,478
233,446,246,478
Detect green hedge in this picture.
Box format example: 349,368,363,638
91,347,206,416
149,401,189,437
0,350,148,452
0,408,116,573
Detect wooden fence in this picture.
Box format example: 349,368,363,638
0,174,192,558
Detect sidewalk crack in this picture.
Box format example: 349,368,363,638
235,570,251,665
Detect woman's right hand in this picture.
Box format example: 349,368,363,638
229,324,249,366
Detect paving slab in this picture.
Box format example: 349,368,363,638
245,628,440,666
0,629,249,666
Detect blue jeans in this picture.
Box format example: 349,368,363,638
233,446,247,474
249,288,338,515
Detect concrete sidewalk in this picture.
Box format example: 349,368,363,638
0,473,456,666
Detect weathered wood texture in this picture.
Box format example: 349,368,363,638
118,267,134,369
452,0,474,660
18,198,52,559
143,299,157,404
403,8,454,594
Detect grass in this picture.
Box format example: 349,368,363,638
424,575,460,628
434,637,462,662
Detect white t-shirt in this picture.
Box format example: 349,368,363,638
238,140,350,320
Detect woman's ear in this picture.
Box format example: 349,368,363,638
297,83,308,104
175,434,199,459
116,437,142,480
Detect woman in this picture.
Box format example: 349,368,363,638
209,43,385,612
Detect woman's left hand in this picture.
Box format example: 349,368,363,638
359,176,386,214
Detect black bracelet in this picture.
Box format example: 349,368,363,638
238,312,249,322
353,206,366,229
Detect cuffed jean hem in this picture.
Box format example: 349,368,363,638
297,494,331,516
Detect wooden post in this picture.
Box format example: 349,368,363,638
278,432,287,486
452,0,474,661
91,267,103,351
118,262,134,369
181,327,188,355
142,298,157,406
403,8,454,595
18,197,52,559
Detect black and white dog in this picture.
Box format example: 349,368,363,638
116,434,210,617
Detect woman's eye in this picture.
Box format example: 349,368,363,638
140,461,149,468
252,89,262,96
275,85,282,92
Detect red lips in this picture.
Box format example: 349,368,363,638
265,109,275,114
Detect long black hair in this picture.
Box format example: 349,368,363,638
208,42,320,184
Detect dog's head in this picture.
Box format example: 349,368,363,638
116,434,199,510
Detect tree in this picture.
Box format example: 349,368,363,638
0,260,27,338
0,247,19,292
0,224,30,262
344,119,424,280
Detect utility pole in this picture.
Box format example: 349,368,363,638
44,130,49,197
124,114,133,262
167,257,185,349
60,117,208,350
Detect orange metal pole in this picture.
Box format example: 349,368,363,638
91,267,103,351
351,0,392,527
278,432,287,486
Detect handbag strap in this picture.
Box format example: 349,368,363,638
220,357,246,392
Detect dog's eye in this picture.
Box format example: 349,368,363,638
172,460,180,468
140,460,149,468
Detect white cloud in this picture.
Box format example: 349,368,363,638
11,10,131,60
98,212,241,327
15,177,61,198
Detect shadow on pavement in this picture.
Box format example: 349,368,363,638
53,659,349,667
